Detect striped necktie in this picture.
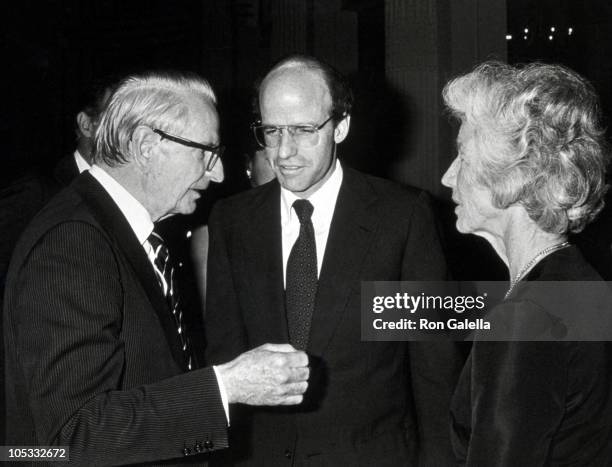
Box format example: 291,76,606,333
148,231,193,370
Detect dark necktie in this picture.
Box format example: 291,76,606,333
148,231,193,370
285,199,317,350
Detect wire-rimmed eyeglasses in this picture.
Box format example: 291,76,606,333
251,115,334,149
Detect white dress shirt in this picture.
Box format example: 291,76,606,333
88,165,230,424
280,159,343,286
74,149,92,174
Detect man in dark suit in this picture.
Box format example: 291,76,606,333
205,56,460,466
1,76,114,305
2,77,114,303
4,71,310,466
0,80,111,444
0,78,115,445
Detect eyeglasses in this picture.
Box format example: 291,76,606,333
153,128,224,172
251,115,334,149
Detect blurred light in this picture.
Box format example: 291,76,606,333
550,26,556,32
506,34,513,40
524,28,529,33
186,230,192,238
548,35,553,40
568,27,573,35
524,35,528,40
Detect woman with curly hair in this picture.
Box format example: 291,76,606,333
442,61,612,466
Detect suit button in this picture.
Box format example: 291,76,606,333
182,447,191,456
284,449,292,459
204,440,214,450
195,443,203,453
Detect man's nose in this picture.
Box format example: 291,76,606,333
206,159,225,183
277,129,297,159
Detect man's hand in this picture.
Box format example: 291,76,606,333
216,343,309,405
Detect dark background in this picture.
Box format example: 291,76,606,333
4,1,612,266
4,1,612,192
3,0,612,444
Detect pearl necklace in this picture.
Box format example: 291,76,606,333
504,241,570,299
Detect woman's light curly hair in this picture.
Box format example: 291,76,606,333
94,71,216,167
443,61,609,234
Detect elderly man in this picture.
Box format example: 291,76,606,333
0,77,114,445
4,71,309,466
205,56,460,466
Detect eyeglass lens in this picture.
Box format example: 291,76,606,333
254,126,322,149
206,152,219,171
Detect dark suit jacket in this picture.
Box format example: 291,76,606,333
0,171,61,446
205,167,462,466
4,173,228,466
0,156,76,446
451,246,612,466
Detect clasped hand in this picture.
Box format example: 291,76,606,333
216,343,309,406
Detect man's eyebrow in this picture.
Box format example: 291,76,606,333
262,122,319,127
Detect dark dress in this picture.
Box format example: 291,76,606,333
450,246,612,466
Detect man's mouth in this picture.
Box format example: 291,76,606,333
278,165,303,174
188,186,206,196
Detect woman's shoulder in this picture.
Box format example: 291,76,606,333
527,245,602,281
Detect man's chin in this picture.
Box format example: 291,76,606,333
278,176,308,194
175,193,200,215
181,201,198,215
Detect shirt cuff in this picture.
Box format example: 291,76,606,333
212,365,230,425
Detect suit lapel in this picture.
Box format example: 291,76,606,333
244,182,289,342
73,173,187,369
308,168,379,355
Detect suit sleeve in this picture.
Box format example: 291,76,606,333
9,222,228,465
402,191,465,467
205,202,248,365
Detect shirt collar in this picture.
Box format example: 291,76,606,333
73,149,92,174
89,165,154,245
280,159,343,227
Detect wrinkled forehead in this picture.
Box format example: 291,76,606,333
181,96,220,140
457,121,476,147
456,120,489,168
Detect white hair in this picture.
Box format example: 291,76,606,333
443,61,608,234
94,71,216,166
